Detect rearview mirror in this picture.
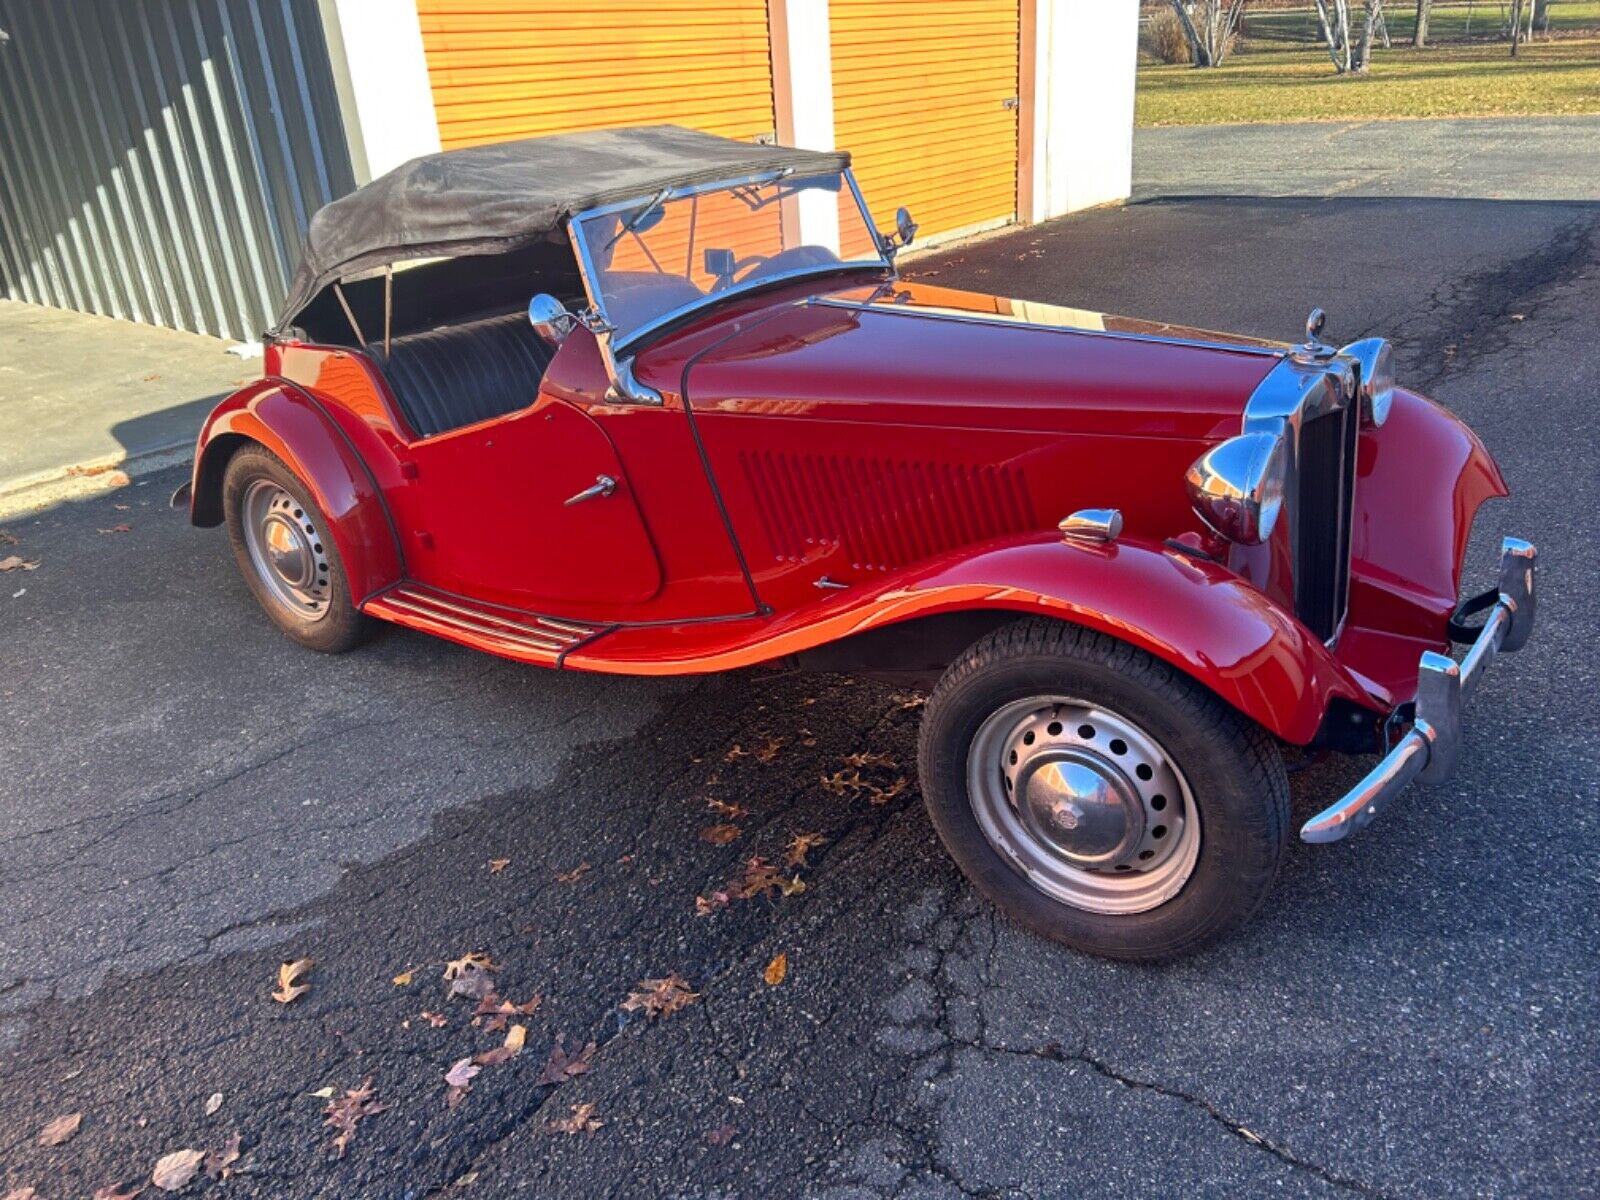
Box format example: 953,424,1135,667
527,293,575,346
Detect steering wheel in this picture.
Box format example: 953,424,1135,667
735,245,841,286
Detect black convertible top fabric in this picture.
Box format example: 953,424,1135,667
273,125,851,334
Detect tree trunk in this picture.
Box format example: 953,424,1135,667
1509,0,1524,56
1313,0,1353,72
1413,0,1432,48
1354,1,1381,72
1168,0,1212,68
1533,0,1551,33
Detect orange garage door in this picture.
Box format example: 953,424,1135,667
417,0,777,150
831,0,1020,243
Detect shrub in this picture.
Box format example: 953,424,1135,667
1143,8,1193,65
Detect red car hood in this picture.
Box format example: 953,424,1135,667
680,281,1287,442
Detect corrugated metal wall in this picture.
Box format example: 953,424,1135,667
0,0,355,342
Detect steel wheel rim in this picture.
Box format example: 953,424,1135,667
240,478,332,620
966,695,1201,915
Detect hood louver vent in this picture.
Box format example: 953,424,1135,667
739,451,1036,571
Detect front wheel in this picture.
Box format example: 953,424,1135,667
917,619,1288,961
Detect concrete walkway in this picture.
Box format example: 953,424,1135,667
1135,114,1600,201
0,299,254,492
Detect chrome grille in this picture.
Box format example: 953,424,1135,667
1293,404,1358,642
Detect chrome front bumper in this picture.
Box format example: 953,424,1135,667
1300,537,1537,843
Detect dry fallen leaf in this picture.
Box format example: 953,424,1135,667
621,973,699,1020
555,861,591,884
38,1111,82,1146
549,1101,604,1135
842,751,897,769
97,524,132,535
706,798,749,818
420,1010,449,1028
706,1123,736,1147
324,1080,388,1157
732,856,806,901
474,1022,527,1067
867,777,911,806
695,889,732,917
444,1057,480,1109
92,1185,142,1200
723,744,750,762
753,736,785,764
820,768,866,796
699,823,742,846
488,857,511,874
0,530,18,545
473,992,542,1032
151,1148,206,1191
444,952,498,1001
892,692,927,711
308,1086,335,1100
0,556,39,572
392,969,414,987
534,1035,597,1087
272,957,314,1004
784,831,828,868
3,1189,38,1200
204,1131,242,1179
204,1092,223,1116
763,952,788,987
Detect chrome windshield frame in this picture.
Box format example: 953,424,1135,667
567,166,892,360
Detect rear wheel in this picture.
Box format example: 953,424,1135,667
222,445,372,653
918,618,1288,961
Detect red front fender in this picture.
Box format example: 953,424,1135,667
566,533,1378,745
189,381,403,604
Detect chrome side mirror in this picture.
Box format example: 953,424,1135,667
896,206,918,248
527,293,575,346
879,206,919,259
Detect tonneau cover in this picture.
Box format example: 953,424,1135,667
273,125,850,335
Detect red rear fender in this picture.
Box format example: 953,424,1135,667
190,382,403,603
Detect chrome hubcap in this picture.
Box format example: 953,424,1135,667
967,697,1200,914
241,479,331,619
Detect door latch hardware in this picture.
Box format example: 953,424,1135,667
564,474,617,506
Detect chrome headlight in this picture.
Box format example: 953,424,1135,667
1184,430,1289,546
1340,337,1394,427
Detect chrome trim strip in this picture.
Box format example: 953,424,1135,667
385,586,590,646
1300,538,1537,843
382,594,572,654
807,297,1288,358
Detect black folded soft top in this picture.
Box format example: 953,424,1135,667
273,125,850,336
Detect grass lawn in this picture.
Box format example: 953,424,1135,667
1136,2,1600,126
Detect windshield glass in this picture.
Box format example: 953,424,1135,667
573,170,888,349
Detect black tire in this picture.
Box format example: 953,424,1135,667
221,444,373,654
918,618,1288,961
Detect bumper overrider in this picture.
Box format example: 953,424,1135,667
1300,537,1538,843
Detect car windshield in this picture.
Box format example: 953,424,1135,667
572,170,888,350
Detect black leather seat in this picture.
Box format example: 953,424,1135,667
372,311,554,439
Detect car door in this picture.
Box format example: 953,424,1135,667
405,392,662,614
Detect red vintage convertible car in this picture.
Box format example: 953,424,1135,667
180,127,1536,959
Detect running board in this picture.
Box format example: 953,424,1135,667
365,583,602,664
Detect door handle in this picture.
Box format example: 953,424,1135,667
564,474,617,506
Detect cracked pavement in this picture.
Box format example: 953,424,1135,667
2,130,1597,1197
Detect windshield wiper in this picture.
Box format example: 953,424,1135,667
603,188,670,252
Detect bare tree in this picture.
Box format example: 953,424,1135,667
1166,0,1249,68
1413,0,1432,48
1312,0,1387,73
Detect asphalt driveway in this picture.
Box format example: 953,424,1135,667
2,129,1596,1198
